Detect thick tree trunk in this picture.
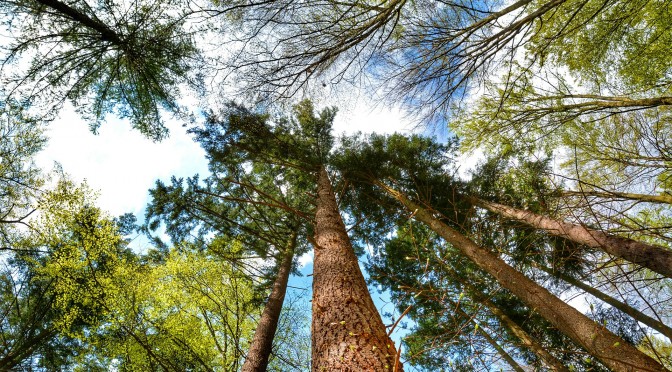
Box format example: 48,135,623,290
470,197,672,278
242,232,298,372
312,167,400,371
379,183,666,372
534,263,672,341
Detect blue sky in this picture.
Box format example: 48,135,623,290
34,97,420,361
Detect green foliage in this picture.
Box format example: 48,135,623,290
75,243,257,371
1,0,199,140
0,101,45,242
369,221,611,371
529,0,672,92
333,132,470,244
0,177,132,370
15,180,129,333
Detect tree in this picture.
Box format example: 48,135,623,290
147,103,314,370
334,133,668,371
0,0,199,140
467,196,672,277
369,221,590,371
0,101,45,244
0,178,133,369
148,100,401,369
145,172,307,371
73,241,257,371
533,263,672,341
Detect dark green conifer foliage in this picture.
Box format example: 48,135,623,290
1,0,199,140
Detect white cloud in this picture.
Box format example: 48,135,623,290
35,98,414,221
298,250,314,268
333,101,413,136
35,104,209,218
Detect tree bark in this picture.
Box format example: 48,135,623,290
534,263,672,341
481,298,569,372
312,167,400,371
242,232,298,372
470,197,672,278
35,0,124,45
557,190,672,205
453,277,570,372
474,320,525,372
379,183,666,372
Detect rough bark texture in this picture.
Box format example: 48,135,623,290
312,167,400,371
381,184,666,372
242,232,297,372
535,263,672,341
471,197,672,278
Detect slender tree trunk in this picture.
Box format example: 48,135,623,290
557,190,672,205
469,197,672,278
379,183,666,372
442,266,569,371
452,276,569,372
475,321,525,372
481,298,569,372
242,232,298,372
448,297,525,372
35,0,124,44
0,328,57,370
534,263,672,341
312,167,400,371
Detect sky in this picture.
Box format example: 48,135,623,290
35,101,416,218
33,98,426,364
30,85,597,372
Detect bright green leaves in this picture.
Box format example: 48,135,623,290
16,179,128,334
530,0,672,92
77,244,256,370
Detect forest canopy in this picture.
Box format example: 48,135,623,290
1,0,671,370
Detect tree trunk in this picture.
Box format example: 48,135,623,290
475,321,525,372
448,297,526,372
557,190,672,205
534,263,672,341
452,276,569,372
481,298,569,372
0,328,57,370
379,183,666,372
312,167,400,371
444,267,569,371
470,197,672,278
35,0,124,45
242,232,298,372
